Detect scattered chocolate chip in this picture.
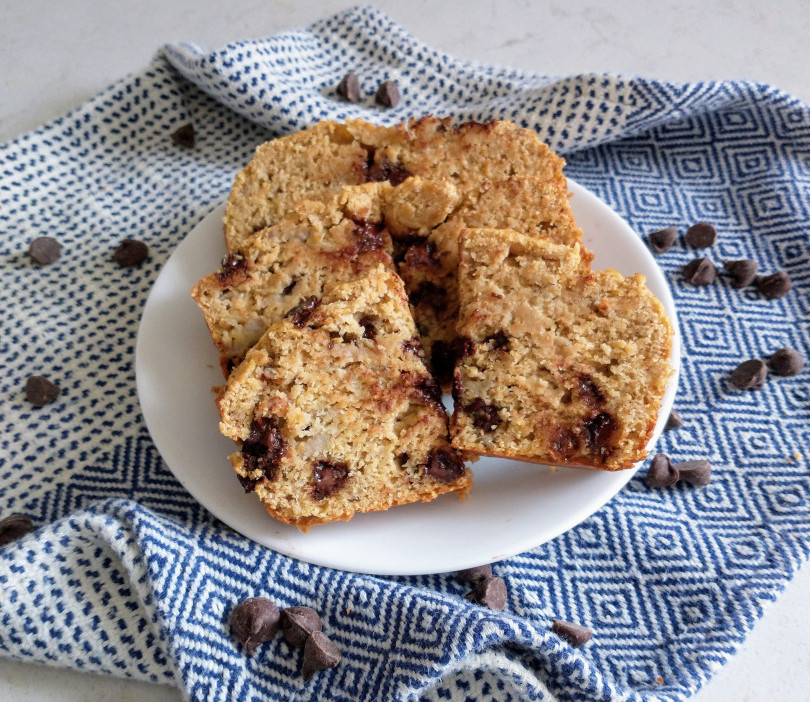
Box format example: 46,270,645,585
455,336,476,361
352,221,384,253
170,123,195,148
730,358,767,390
311,460,349,500
302,631,341,681
767,347,804,376
664,409,684,431
682,258,717,286
281,606,322,648
359,315,377,340
464,576,507,611
674,459,712,487
581,412,616,456
648,227,677,254
466,398,502,432
424,447,465,483
413,374,443,410
485,330,510,351
0,514,35,546
217,252,248,285
375,80,400,108
285,296,320,328
230,597,280,656
645,453,679,488
28,236,61,265
577,374,605,407
113,238,149,267
551,619,593,648
685,222,717,248
451,373,465,405
723,259,758,288
336,72,360,103
242,416,286,481
457,564,492,584
25,376,60,406
755,271,792,299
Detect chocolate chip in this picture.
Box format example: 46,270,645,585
648,227,677,254
336,72,360,103
682,258,717,286
302,631,340,681
664,409,684,431
236,472,259,493
755,271,792,299
402,336,424,358
170,123,195,148
365,154,411,186
311,460,349,500
113,238,149,267
281,275,300,296
466,398,502,432
25,375,60,406
28,236,61,265
0,514,35,546
645,453,679,488
285,296,320,328
674,459,712,486
375,80,400,108
424,447,465,483
548,426,578,458
457,564,492,584
455,336,476,361
767,347,804,376
413,374,443,410
551,619,593,648
352,221,384,253
404,240,439,268
217,253,248,285
485,330,510,351
230,597,280,655
723,259,758,288
577,374,605,407
730,358,767,390
464,576,507,611
685,222,717,248
581,412,616,456
359,315,376,340
242,416,286,481
281,606,322,648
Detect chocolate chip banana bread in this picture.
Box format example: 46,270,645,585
224,116,566,253
398,176,588,387
217,267,471,530
451,228,673,471
193,178,460,374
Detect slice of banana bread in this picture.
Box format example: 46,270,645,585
224,116,566,253
193,178,460,374
217,267,472,530
397,176,588,387
451,228,673,471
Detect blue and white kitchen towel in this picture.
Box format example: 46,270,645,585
1,5,808,701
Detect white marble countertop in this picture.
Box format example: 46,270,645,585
1,1,809,700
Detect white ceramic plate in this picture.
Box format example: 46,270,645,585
135,180,680,576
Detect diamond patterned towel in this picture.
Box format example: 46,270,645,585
1,5,808,701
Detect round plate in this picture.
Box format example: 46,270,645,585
135,180,680,576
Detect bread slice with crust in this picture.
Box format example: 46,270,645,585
217,267,471,530
451,228,673,471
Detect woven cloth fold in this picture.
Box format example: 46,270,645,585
1,5,808,701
